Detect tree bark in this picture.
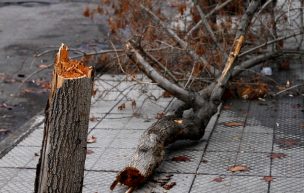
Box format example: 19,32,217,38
35,44,93,193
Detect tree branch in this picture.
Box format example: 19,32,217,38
140,5,219,75
126,41,203,104
185,0,234,39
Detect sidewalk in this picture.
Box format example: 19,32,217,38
0,71,303,192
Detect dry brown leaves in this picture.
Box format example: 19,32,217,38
263,176,274,182
155,111,165,119
275,138,300,149
87,135,97,144
163,182,176,190
212,177,224,183
269,153,287,159
162,91,173,98
237,83,268,100
171,155,191,162
227,165,249,172
224,122,244,127
117,103,126,111
86,149,94,155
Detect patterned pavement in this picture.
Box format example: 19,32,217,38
0,72,303,192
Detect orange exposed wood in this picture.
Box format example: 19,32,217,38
52,44,93,89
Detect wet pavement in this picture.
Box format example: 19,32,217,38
0,68,303,192
0,0,105,146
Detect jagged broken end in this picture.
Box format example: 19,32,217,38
110,167,145,191
53,43,93,89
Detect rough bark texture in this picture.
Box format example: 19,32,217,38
111,1,261,192
35,44,93,193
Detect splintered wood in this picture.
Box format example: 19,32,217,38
52,44,92,89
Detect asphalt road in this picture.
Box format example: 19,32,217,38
0,0,105,147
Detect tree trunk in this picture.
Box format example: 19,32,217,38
35,44,94,193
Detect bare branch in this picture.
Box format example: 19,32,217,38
233,51,282,76
126,41,199,104
195,2,227,58
140,5,219,75
185,0,234,38
211,0,261,101
239,31,304,57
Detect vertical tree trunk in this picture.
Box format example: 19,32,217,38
35,44,94,193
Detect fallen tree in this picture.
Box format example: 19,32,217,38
110,1,264,192
80,0,304,192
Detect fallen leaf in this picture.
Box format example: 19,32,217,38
228,165,249,172
117,103,126,111
36,80,51,89
224,122,244,127
87,135,97,143
269,153,287,159
163,182,176,190
155,111,165,119
263,176,274,182
89,116,97,122
202,159,208,163
275,138,300,149
86,149,94,155
34,153,39,156
83,6,91,17
212,177,224,183
163,91,173,98
171,155,191,162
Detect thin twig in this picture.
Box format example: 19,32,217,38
185,0,233,39
274,84,304,96
239,31,304,57
140,4,219,75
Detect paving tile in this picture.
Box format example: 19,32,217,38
93,114,132,130
197,151,238,175
90,148,132,171
90,101,122,114
0,169,35,193
271,152,304,177
207,131,242,152
17,129,43,147
234,152,271,176
124,116,156,130
190,175,232,193
157,150,203,173
87,129,119,148
84,147,106,170
83,171,128,193
240,132,273,153
243,125,274,134
109,129,144,149
146,173,195,193
269,177,304,193
0,146,40,168
229,176,268,193
0,168,18,188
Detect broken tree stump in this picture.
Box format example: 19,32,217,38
35,44,93,193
